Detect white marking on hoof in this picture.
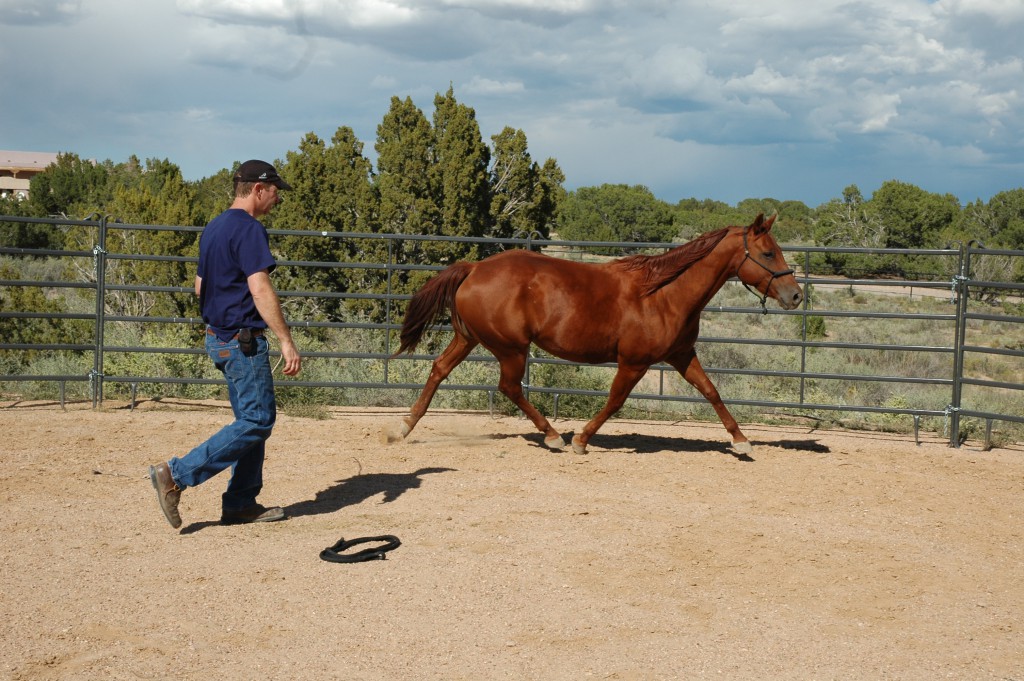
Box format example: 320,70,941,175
733,440,753,454
545,434,566,451
571,439,588,456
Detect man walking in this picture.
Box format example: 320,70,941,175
149,159,302,529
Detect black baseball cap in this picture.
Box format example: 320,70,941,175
233,159,292,190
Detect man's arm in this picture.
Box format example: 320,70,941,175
248,270,301,376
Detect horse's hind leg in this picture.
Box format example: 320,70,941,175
388,334,477,442
668,351,751,454
493,350,566,450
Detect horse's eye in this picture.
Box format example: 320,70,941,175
762,251,774,259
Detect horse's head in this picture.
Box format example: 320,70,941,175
735,213,803,311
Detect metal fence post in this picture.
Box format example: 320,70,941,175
948,243,971,447
799,248,810,405
90,215,108,408
384,239,394,385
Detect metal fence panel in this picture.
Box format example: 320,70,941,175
2,214,1022,448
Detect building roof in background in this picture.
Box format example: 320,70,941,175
1,151,61,173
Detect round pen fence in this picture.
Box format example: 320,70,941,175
2,214,1022,449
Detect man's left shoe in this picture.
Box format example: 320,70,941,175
220,504,286,525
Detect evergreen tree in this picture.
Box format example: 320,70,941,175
190,168,234,226
555,184,674,252
986,189,1024,250
430,86,491,262
28,152,110,218
87,162,200,320
271,128,380,322
489,127,564,242
375,96,438,238
870,180,960,249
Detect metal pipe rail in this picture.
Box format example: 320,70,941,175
2,214,1022,448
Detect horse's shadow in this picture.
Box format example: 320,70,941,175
510,431,830,460
284,466,457,519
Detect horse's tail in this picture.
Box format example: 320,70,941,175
393,262,474,355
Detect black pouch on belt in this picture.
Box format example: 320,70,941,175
237,328,254,355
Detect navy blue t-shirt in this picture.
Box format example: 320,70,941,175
197,209,277,341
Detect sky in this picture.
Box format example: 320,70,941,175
1,0,1021,208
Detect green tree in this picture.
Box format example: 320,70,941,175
555,184,674,250
372,96,443,313
376,96,438,238
986,189,1024,249
870,180,960,249
0,194,50,249
190,168,234,226
429,86,491,263
84,163,200,320
0,263,92,370
271,128,380,322
489,127,564,241
813,185,885,248
672,198,738,239
810,185,888,277
28,152,110,218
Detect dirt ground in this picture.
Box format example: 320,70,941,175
1,399,1022,681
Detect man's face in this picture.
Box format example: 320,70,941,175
253,183,281,216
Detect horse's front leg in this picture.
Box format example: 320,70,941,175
571,364,648,455
667,351,751,454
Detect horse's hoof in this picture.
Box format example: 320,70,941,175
571,438,588,455
732,440,752,454
383,421,411,444
544,434,566,451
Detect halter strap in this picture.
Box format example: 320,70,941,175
738,227,794,314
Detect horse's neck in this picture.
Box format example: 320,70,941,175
664,235,741,308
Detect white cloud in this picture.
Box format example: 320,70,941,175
0,0,83,25
463,76,525,95
2,0,1022,207
934,0,1024,22
177,0,419,29
724,61,803,97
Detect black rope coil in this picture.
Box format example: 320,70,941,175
320,535,401,563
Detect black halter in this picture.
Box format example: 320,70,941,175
738,227,794,314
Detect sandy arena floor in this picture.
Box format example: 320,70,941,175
1,399,1022,680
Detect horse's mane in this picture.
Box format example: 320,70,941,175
614,227,730,296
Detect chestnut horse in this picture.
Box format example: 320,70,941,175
391,213,802,454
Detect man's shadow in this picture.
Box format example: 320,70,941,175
284,467,456,519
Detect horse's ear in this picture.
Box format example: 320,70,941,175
753,212,777,235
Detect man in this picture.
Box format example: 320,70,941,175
149,159,302,529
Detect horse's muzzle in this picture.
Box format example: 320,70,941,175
777,283,803,310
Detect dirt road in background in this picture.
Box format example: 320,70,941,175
1,400,1022,680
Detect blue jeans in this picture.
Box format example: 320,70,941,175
168,330,277,512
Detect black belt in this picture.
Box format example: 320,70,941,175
207,328,265,339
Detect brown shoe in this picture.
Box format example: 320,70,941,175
220,504,286,525
149,462,182,529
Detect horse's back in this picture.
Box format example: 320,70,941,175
454,250,627,361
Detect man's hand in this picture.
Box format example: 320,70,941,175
248,270,302,376
278,339,302,377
